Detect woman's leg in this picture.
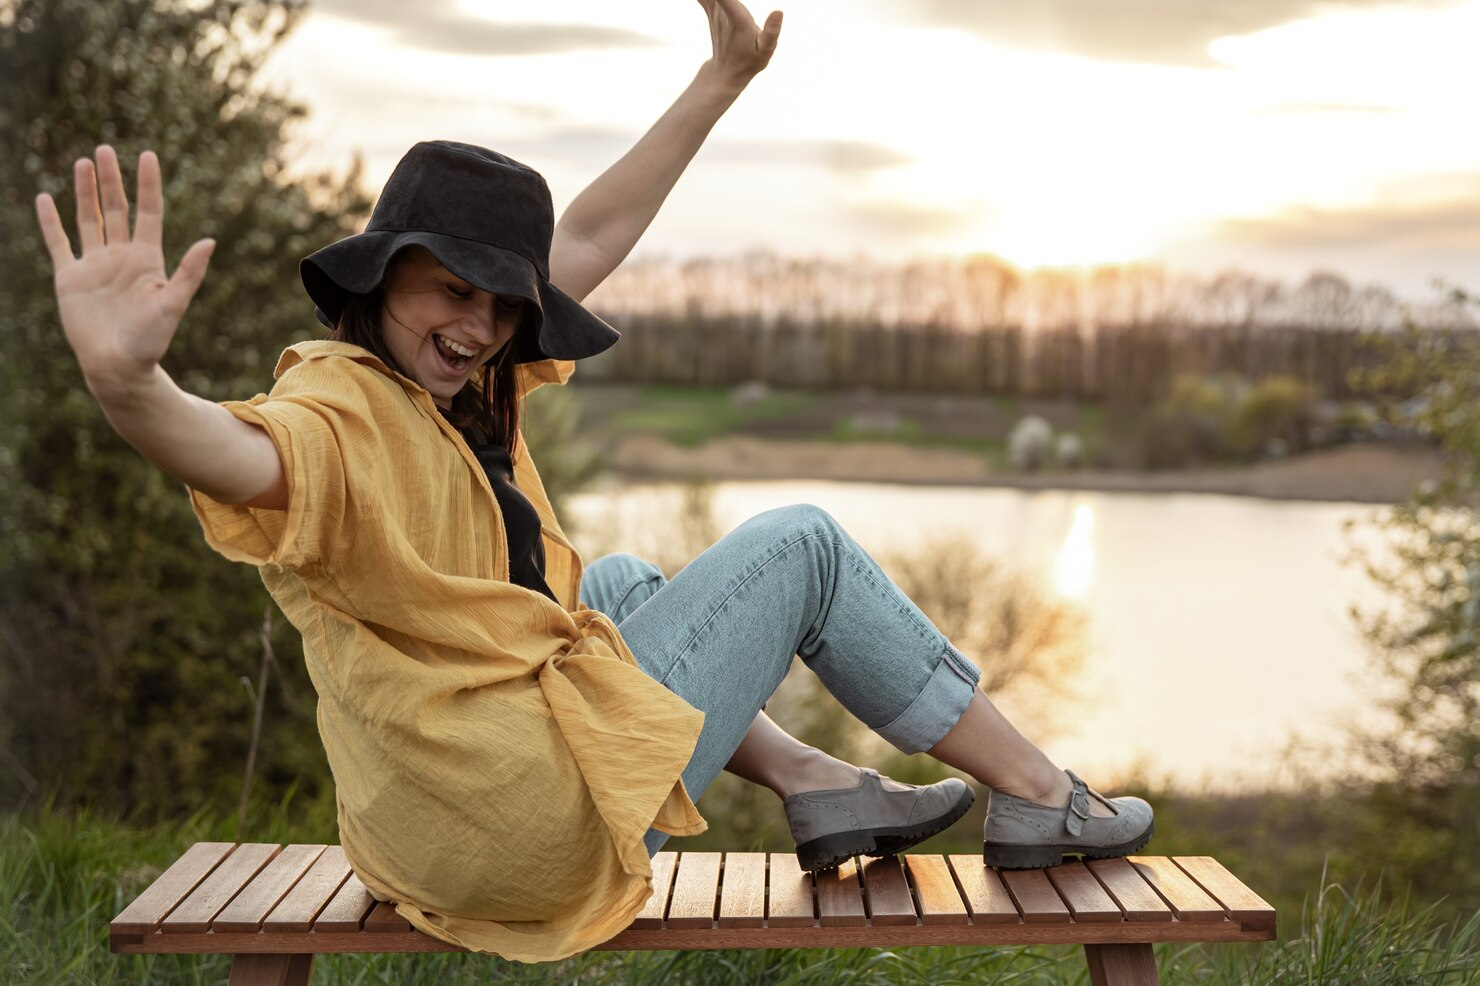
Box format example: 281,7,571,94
580,551,861,795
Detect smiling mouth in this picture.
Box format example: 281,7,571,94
432,333,477,371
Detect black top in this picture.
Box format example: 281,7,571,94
445,413,557,603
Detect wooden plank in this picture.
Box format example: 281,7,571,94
363,900,410,933
1174,856,1277,931
264,846,353,933
1046,861,1123,923
1128,856,1225,923
115,915,1279,957
766,853,815,928
111,842,236,935
311,872,375,933
666,852,721,930
1086,858,1173,922
161,844,279,934
717,853,766,929
946,855,1019,924
860,857,917,926
815,859,867,928
1001,868,1072,924
214,845,325,933
903,855,968,926
631,852,678,931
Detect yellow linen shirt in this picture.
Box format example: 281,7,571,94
189,340,706,962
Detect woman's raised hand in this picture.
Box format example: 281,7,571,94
698,0,782,89
34,146,216,395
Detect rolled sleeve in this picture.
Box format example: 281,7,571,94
189,393,348,571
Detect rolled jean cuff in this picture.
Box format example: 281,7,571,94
875,642,981,754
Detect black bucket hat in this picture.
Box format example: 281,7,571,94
300,140,619,364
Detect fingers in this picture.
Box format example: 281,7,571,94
34,193,75,269
714,0,758,29
760,9,782,53
95,145,132,246
135,151,164,245
162,238,216,317
74,157,103,253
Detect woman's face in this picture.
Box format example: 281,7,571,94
378,246,524,408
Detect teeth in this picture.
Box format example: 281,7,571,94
439,336,476,357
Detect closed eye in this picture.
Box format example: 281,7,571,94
445,284,473,299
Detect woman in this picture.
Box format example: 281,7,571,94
34,0,1151,963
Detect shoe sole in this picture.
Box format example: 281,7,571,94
797,786,977,872
982,820,1155,870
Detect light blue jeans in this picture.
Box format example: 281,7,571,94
576,503,982,855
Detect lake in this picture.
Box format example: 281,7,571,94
565,479,1400,791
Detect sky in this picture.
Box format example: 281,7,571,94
259,0,1480,299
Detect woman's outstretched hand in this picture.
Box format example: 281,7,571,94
699,0,782,90
35,145,215,396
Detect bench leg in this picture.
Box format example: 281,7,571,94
227,953,315,986
1084,943,1159,986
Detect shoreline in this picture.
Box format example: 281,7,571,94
604,436,1446,504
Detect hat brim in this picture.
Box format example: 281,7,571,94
301,229,619,364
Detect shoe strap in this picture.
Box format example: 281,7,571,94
1065,771,1091,837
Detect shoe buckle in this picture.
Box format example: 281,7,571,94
1067,785,1090,837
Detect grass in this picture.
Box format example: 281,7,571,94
602,385,822,447
5,804,1478,985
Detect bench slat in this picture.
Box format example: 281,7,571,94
860,857,916,926
1174,856,1276,930
161,843,279,934
816,859,867,928
1046,861,1122,923
213,844,325,933
312,872,376,933
1001,868,1071,924
1129,856,1225,923
1086,858,1174,922
264,846,353,933
903,855,968,925
632,852,678,931
947,856,1018,924
111,842,235,935
766,853,815,928
364,900,411,933
667,852,722,930
718,853,766,929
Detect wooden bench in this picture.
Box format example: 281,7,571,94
110,842,1275,985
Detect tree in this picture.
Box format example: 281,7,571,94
1345,299,1480,914
0,0,368,818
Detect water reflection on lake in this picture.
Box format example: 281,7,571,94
566,479,1398,791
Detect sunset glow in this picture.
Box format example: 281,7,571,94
261,0,1480,296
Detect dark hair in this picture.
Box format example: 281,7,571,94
330,286,523,457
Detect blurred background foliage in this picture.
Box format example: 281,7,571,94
0,0,368,818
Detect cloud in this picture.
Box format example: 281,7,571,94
887,0,1458,67
1255,102,1400,115
491,128,914,173
311,0,663,56
1216,180,1480,251
841,198,981,240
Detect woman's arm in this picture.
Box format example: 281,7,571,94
35,145,289,510
549,0,782,303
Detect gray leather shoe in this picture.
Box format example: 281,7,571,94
982,770,1153,869
783,768,975,872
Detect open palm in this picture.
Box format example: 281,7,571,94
35,146,215,387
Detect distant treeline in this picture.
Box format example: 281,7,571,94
582,253,1477,402
581,314,1436,403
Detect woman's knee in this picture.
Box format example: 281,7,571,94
755,502,840,540
580,552,665,615
586,552,663,582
